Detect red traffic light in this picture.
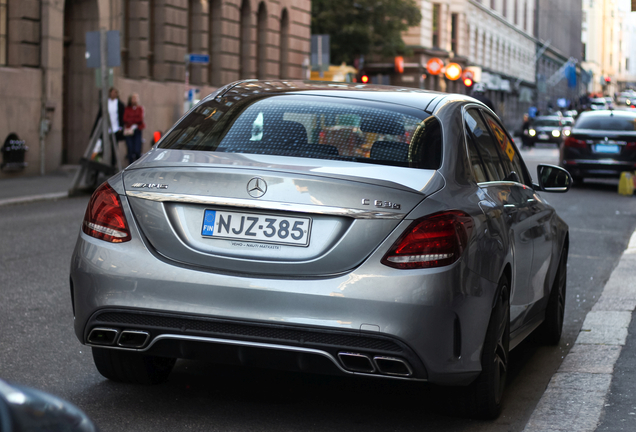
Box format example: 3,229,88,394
361,75,370,84
394,56,404,74
463,77,474,87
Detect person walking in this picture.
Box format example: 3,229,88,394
521,113,533,149
108,87,125,141
123,93,145,165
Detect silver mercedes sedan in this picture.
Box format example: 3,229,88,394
70,81,571,419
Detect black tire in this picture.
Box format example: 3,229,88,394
535,246,567,345
454,276,510,420
92,347,176,385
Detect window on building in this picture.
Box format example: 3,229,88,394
524,1,528,30
490,0,495,9
279,9,289,79
451,13,458,53
0,0,7,65
148,0,156,79
257,2,267,79
432,4,441,48
209,0,222,86
582,43,586,61
514,0,518,24
626,57,629,71
121,0,129,75
503,0,507,18
240,0,251,78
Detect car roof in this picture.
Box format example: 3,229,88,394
208,80,463,113
579,109,636,118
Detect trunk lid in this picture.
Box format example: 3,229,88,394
123,151,441,277
570,129,636,162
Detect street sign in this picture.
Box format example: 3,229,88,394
187,54,210,64
85,31,121,68
311,35,330,72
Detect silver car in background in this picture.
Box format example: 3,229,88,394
70,81,571,419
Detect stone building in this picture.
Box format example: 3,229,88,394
0,0,311,178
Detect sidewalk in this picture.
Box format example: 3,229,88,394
524,231,636,431
0,166,78,207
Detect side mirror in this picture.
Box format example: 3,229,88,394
536,164,572,193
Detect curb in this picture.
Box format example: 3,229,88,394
0,192,69,207
523,231,636,431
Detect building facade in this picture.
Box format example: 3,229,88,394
0,0,311,178
534,0,584,111
365,0,539,132
583,0,635,94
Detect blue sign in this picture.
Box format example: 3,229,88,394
188,54,210,64
565,63,577,88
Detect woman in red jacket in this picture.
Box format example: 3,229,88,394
123,93,145,164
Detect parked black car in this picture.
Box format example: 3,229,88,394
560,110,636,183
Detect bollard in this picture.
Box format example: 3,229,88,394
618,171,635,195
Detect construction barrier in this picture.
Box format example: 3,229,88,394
618,171,635,195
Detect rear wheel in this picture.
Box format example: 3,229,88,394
535,246,567,345
92,347,176,384
454,276,510,419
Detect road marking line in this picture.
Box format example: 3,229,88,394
0,192,68,207
569,227,625,236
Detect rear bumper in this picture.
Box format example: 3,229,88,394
70,228,498,386
561,158,636,178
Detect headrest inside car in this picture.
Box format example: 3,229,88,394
359,116,405,136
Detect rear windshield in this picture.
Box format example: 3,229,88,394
158,95,442,169
533,119,561,127
575,115,636,131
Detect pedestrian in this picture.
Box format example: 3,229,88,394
89,87,126,163
123,93,145,165
107,87,126,142
471,83,496,113
521,113,533,149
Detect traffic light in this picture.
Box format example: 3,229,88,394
462,69,474,87
360,74,370,84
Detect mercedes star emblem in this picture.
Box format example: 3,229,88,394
247,177,267,198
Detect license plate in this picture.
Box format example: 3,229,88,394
594,144,620,154
201,210,311,246
538,133,549,140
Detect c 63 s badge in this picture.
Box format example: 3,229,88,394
131,183,169,189
361,198,401,209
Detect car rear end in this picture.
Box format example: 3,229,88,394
561,110,636,180
70,84,500,386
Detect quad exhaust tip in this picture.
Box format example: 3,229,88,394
87,328,119,345
117,330,150,348
373,356,413,377
338,352,376,373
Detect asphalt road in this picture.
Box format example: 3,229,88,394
1,147,635,431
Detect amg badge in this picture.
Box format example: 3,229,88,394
130,183,169,189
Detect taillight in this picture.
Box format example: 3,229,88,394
82,182,131,243
627,142,636,148
563,136,586,148
381,211,473,269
